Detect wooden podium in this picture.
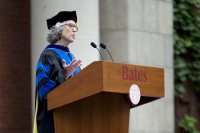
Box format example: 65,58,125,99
47,61,164,133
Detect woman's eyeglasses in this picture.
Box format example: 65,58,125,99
65,22,78,31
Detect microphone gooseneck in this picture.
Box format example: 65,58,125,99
100,43,114,61
90,42,104,60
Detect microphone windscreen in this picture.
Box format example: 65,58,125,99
100,43,106,49
91,42,97,48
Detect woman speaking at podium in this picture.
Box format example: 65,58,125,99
33,11,82,133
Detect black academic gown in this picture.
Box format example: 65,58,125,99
34,44,80,133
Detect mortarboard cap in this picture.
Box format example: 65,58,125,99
46,11,77,29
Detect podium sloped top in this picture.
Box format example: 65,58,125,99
47,61,164,110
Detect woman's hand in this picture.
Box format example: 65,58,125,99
62,59,82,79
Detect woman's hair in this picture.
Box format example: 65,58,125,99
46,22,65,44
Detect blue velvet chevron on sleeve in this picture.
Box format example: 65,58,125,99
35,49,66,101
36,62,57,100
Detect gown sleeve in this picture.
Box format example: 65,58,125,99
36,50,66,101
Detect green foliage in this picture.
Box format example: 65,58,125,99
174,0,200,132
179,114,200,133
174,0,200,97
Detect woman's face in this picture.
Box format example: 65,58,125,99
61,20,78,44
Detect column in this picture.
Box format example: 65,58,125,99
100,0,174,132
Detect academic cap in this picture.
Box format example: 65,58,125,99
46,11,77,29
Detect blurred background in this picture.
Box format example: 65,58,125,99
0,0,199,133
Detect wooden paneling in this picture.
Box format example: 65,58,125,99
102,61,164,97
53,93,130,133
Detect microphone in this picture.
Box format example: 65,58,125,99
100,43,114,61
90,42,104,60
